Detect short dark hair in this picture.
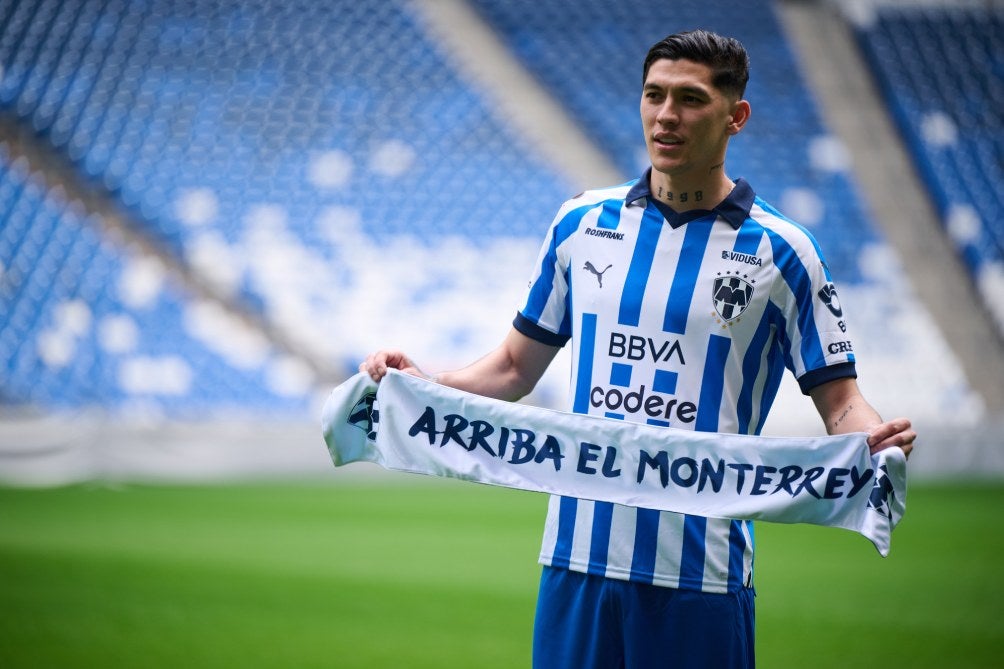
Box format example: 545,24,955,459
642,29,750,99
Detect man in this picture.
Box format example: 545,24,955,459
361,29,915,669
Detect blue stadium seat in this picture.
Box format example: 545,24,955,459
855,5,1004,332
0,0,573,262
0,145,318,416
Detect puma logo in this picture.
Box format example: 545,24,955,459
584,261,612,287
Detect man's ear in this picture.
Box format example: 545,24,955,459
726,100,751,135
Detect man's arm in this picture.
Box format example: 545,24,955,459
359,327,560,402
809,377,916,458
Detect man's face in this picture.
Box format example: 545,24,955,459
640,58,745,182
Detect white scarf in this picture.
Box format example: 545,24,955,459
321,370,907,556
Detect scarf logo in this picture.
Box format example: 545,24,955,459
347,391,379,440
867,463,896,520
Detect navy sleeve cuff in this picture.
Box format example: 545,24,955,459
797,361,857,395
513,313,570,348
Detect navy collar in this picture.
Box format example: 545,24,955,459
625,168,755,230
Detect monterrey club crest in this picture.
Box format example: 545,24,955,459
713,272,756,325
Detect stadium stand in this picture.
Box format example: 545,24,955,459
0,0,570,240
0,0,574,376
0,0,997,481
853,3,1004,335
0,143,316,417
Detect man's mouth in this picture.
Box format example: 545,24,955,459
654,135,683,148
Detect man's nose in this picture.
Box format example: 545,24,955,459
657,102,679,126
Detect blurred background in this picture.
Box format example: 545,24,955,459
1,0,1002,484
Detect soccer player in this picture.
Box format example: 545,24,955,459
361,29,916,669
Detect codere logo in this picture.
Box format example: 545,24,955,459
591,331,697,424
590,384,698,424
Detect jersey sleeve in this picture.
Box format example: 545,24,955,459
513,202,581,348
769,227,857,394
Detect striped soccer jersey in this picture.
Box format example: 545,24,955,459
514,172,857,594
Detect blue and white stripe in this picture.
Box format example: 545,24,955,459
518,173,855,594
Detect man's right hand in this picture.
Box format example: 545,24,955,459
359,349,431,383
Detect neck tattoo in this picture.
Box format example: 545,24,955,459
657,186,703,204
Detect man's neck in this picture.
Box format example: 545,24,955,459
648,170,734,213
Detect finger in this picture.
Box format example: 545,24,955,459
881,430,916,456
869,427,917,459
902,430,916,458
870,429,916,449
866,418,912,448
359,352,387,381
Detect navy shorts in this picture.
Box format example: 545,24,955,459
532,566,755,669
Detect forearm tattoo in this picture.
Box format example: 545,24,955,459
832,403,854,430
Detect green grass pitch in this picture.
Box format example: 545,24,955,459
1,476,1001,667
